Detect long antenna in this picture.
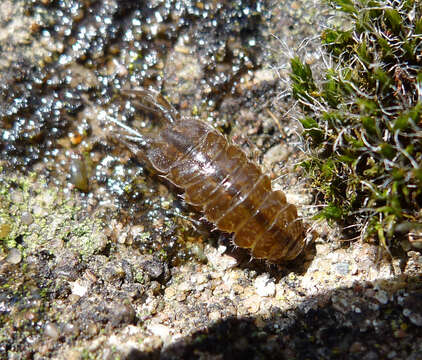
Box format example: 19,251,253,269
107,115,144,139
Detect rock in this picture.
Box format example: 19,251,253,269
243,294,261,313
110,302,136,327
100,261,126,283
254,274,276,297
139,257,164,280
206,247,238,271
6,248,22,264
373,289,389,305
44,323,59,339
263,144,289,167
148,323,171,345
335,262,350,276
69,158,89,192
69,280,88,297
21,211,33,225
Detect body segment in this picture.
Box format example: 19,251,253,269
112,88,305,262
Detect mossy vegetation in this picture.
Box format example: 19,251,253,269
291,0,422,248
0,174,108,259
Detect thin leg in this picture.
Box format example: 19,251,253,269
232,134,261,163
132,98,176,125
115,133,149,163
122,88,180,124
131,99,165,116
122,134,150,147
108,116,150,146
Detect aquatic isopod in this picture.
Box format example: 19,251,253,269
109,88,305,262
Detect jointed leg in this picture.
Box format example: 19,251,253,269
108,116,150,146
122,88,180,124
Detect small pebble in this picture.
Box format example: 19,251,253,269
164,287,176,299
69,158,89,192
394,329,407,338
63,323,79,336
263,144,289,167
244,294,261,313
349,341,366,353
254,316,266,328
70,280,88,297
65,350,82,360
6,248,22,264
387,351,397,359
139,258,164,279
21,211,33,225
117,231,128,244
206,248,238,270
189,243,207,262
87,322,99,336
192,273,207,284
335,262,350,276
403,309,422,327
176,292,187,302
45,323,60,339
208,311,221,321
217,245,227,254
373,290,389,305
177,281,191,293
10,191,23,204
148,323,171,345
149,281,162,295
110,302,136,326
255,274,276,297
32,204,48,218
363,351,379,360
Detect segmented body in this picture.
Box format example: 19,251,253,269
112,89,305,262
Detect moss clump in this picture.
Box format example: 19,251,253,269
291,0,422,247
0,174,108,260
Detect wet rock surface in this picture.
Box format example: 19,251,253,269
0,0,421,359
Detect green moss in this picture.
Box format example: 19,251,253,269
134,271,145,284
291,0,422,247
0,174,108,260
81,349,96,360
